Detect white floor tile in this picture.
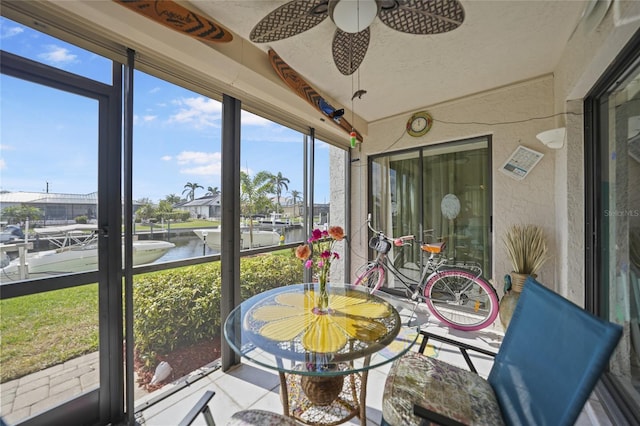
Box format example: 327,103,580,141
133,292,611,426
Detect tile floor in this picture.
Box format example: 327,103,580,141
133,294,613,426
0,289,615,426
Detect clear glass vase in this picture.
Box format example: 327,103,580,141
316,277,329,313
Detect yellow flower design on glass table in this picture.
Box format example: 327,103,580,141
250,290,393,353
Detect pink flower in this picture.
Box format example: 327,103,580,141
295,226,343,283
309,228,323,242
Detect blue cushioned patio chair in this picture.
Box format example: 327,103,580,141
381,276,623,426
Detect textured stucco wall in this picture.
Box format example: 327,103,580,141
350,76,559,296
550,0,640,304
349,2,640,307
329,145,347,284
555,99,585,304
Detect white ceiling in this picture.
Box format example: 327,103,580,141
188,0,588,123
7,0,592,135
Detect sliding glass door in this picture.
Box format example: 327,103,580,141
0,17,123,425
369,137,492,289
586,31,640,423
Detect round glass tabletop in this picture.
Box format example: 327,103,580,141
224,283,419,376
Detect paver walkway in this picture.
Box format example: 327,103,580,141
0,352,149,424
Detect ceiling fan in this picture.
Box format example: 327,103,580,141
250,0,465,75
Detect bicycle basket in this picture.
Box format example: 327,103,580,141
369,236,392,254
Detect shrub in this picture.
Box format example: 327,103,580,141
75,215,88,224
239,251,303,299
133,253,303,365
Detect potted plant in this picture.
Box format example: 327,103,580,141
504,224,549,290
500,224,549,329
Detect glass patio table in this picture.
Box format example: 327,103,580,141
223,283,420,426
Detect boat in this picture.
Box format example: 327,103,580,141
0,225,175,281
257,213,303,231
258,212,291,227
193,227,281,250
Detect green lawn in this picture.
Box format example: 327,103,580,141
0,247,297,383
133,219,219,231
0,284,99,382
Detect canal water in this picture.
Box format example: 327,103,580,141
153,226,306,263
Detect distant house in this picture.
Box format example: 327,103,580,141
0,191,147,225
0,191,98,225
174,194,221,220
277,197,329,224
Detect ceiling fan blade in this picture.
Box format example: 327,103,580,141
378,0,465,35
332,28,370,76
250,0,329,43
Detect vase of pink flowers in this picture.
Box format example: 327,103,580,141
295,226,345,313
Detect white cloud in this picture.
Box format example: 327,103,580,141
169,97,221,129
161,155,172,161
132,114,157,126
176,151,221,176
149,87,161,94
181,164,221,175
241,110,272,126
1,26,23,39
0,158,5,170
38,45,78,66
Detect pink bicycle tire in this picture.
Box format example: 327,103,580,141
354,265,385,293
423,269,499,331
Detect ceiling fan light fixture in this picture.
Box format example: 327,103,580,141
330,0,379,33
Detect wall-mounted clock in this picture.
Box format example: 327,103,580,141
407,111,433,137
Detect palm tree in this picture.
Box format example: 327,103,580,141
240,170,274,247
164,194,182,205
135,202,155,222
206,186,220,197
182,182,203,201
290,189,301,217
271,172,290,213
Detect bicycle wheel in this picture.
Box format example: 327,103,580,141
423,269,499,331
354,263,384,293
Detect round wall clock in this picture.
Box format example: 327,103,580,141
406,111,433,137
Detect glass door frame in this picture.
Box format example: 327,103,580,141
0,51,124,426
584,28,640,425
367,136,493,290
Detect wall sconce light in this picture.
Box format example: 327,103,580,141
536,127,566,149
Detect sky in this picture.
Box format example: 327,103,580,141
0,16,332,205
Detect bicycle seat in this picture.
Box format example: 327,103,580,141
421,241,446,254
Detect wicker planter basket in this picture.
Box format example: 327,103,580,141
510,272,535,293
300,375,345,406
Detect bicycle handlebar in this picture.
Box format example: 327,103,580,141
366,214,414,246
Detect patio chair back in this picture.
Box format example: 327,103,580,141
488,277,622,426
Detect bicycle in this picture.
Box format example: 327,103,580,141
354,214,499,331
